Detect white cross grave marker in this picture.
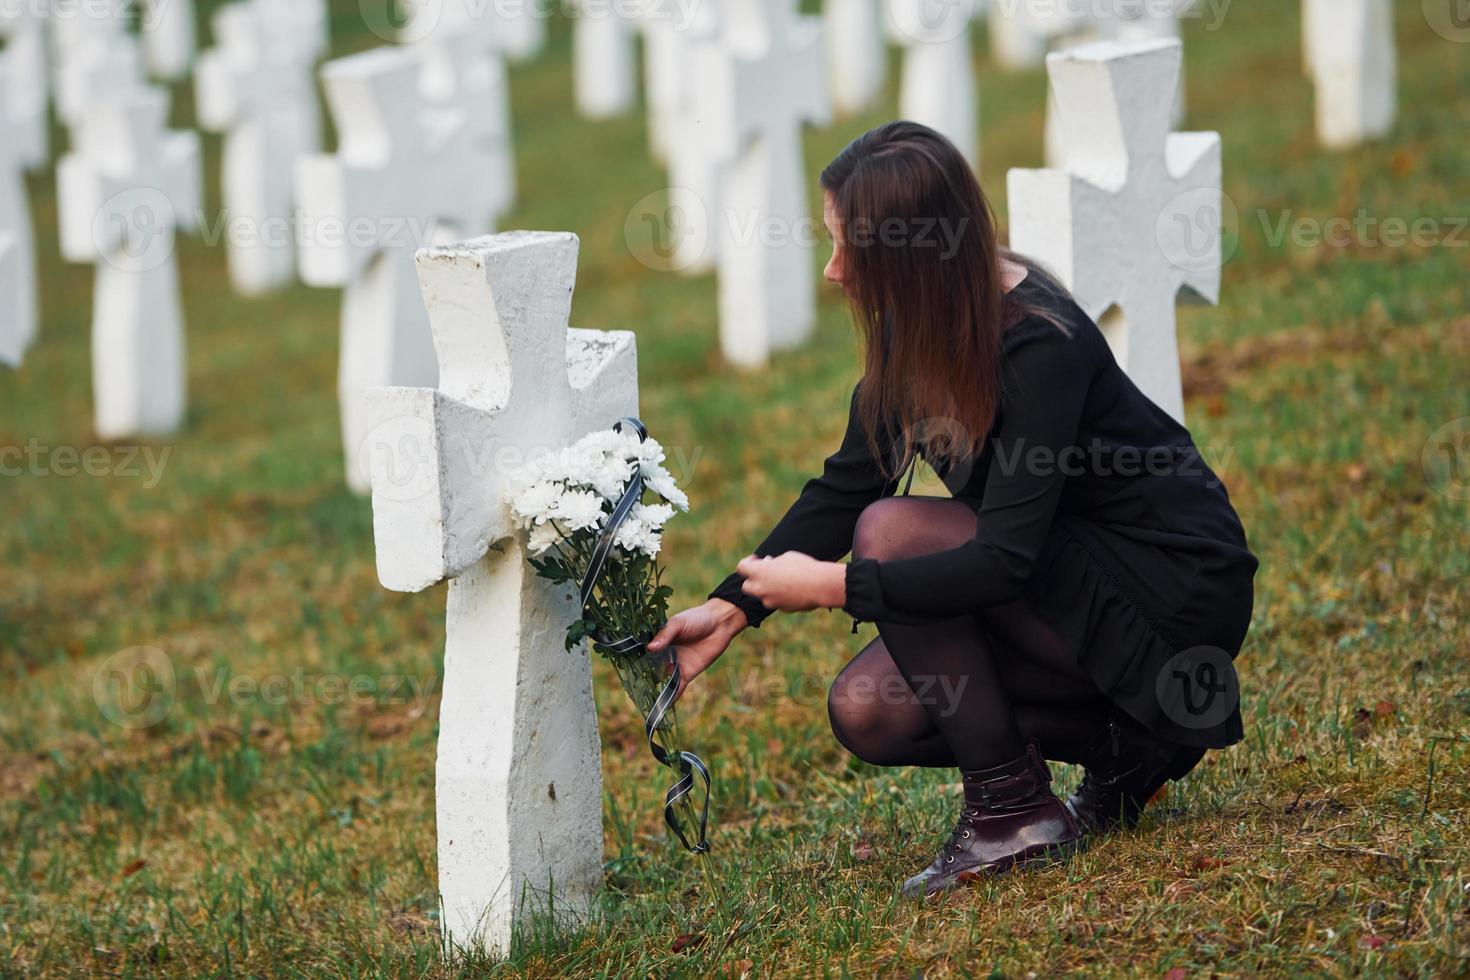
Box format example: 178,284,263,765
58,86,201,437
697,0,830,368
1008,39,1220,423
888,0,978,169
0,66,35,367
1303,0,1395,149
140,0,196,80
196,0,327,295
825,0,885,117
572,0,636,119
0,0,50,170
363,231,637,955
297,41,514,495
57,31,148,128
1044,0,1185,168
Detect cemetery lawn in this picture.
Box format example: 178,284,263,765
2,2,1468,976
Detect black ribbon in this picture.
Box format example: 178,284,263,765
576,416,712,854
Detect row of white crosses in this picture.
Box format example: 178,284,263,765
298,20,516,493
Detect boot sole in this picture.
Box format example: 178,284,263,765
915,835,1090,900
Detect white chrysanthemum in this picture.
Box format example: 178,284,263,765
636,501,675,529
635,436,666,466
553,488,606,531
613,514,662,557
526,520,563,555
589,453,635,501
643,465,689,511
509,479,564,528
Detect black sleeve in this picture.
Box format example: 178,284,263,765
707,381,905,628
842,332,1091,621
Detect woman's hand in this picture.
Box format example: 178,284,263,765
735,552,847,612
647,599,748,702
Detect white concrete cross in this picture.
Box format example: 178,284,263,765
0,68,35,367
363,231,637,956
140,0,196,80
888,0,978,168
825,0,885,117
58,86,201,438
1044,0,1185,168
399,0,546,62
697,0,830,368
571,0,636,119
296,41,514,495
0,232,15,368
642,0,724,274
0,0,50,170
1303,0,1395,149
1008,39,1220,423
56,31,148,128
196,0,327,295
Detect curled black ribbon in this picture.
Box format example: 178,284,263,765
576,416,712,854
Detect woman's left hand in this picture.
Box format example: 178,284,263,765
736,552,847,612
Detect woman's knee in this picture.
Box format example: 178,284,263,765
851,496,979,562
827,670,920,764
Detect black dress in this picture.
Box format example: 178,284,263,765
708,273,1259,749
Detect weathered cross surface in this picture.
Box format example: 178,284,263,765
1303,0,1395,149
0,68,36,367
363,231,637,956
196,0,327,294
58,87,201,437
888,0,978,168
296,41,513,494
1046,0,1186,168
1008,39,1220,423
0,0,50,170
826,0,885,117
56,25,147,129
697,0,830,368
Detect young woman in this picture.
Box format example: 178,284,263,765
647,121,1258,898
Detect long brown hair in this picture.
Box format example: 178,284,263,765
819,120,1066,482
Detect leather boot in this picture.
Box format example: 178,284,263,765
901,737,1085,900
1064,708,1206,835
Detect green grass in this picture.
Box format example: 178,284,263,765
2,1,1469,975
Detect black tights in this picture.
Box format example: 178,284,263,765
828,496,1114,771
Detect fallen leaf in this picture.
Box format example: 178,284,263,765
1191,856,1225,872
1345,463,1367,484
387,910,434,935
719,959,755,977
1359,934,1387,950
1389,150,1415,176
1373,700,1395,719
853,841,875,862
672,932,705,954
1162,968,1190,980
121,859,147,878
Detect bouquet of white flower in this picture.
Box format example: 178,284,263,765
505,417,710,853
